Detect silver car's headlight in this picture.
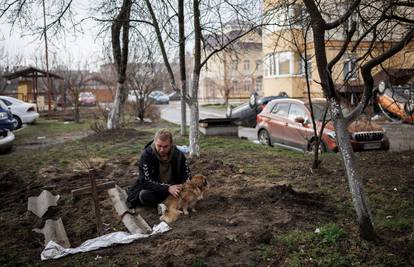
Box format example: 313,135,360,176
0,112,8,120
327,131,336,139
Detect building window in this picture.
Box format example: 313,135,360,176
231,60,238,71
279,53,290,75
244,60,250,72
263,52,294,77
343,57,357,80
232,80,239,90
244,78,252,91
255,77,262,92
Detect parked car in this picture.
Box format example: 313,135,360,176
0,96,39,129
127,90,144,102
56,95,73,107
226,92,289,127
256,98,390,152
149,90,170,104
376,82,414,123
0,100,15,153
168,91,181,101
78,92,97,106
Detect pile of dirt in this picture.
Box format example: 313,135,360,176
84,128,144,142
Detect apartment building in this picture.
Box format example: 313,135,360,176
199,24,263,102
262,0,414,100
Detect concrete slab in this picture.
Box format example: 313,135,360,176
381,123,414,151
238,127,257,141
27,190,60,218
108,185,152,234
33,218,71,248
199,125,239,136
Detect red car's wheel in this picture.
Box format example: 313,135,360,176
258,129,272,146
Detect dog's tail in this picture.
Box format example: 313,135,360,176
160,208,182,223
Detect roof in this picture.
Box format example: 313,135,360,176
204,28,262,51
3,67,63,80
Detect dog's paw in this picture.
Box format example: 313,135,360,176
191,208,197,212
183,209,189,215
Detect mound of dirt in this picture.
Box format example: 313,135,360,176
84,128,143,142
0,170,22,193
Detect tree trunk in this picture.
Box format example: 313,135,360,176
330,100,376,240
107,82,127,129
189,73,200,157
302,0,376,239
107,0,131,130
188,0,202,157
74,101,80,123
178,0,187,136
180,96,187,133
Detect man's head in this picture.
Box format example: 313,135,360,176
154,129,173,160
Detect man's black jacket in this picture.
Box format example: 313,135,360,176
126,142,191,206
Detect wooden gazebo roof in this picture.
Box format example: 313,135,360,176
3,67,62,80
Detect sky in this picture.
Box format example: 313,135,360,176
0,0,105,71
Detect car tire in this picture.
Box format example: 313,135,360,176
249,93,258,109
309,139,327,153
378,81,386,95
13,115,22,129
258,129,272,146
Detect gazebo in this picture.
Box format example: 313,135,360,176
3,67,62,108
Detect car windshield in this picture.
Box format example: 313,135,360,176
305,102,331,121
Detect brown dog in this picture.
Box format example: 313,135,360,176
160,175,208,223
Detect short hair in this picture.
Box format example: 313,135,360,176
154,128,173,143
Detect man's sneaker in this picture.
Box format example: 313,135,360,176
157,203,167,215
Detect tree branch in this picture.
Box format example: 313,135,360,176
325,0,361,30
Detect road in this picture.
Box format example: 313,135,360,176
159,101,225,125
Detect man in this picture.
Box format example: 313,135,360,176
126,129,191,209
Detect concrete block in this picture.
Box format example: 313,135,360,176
108,185,152,234
33,218,71,248
27,190,60,218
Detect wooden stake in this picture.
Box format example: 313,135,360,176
89,170,103,236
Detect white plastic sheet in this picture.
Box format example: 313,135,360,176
40,222,171,260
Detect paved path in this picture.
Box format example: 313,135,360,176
159,101,225,126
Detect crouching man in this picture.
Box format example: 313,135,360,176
126,129,191,210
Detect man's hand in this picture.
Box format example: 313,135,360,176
168,184,182,198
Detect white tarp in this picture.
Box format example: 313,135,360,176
40,222,171,260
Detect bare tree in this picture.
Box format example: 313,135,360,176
106,0,132,129
126,47,165,123
55,64,90,123
295,0,414,240
144,0,262,156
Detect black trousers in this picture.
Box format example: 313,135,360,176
127,189,169,208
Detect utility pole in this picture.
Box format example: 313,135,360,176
42,0,51,115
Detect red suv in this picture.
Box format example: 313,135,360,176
256,98,390,152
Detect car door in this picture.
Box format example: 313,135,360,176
284,103,312,151
267,102,290,145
